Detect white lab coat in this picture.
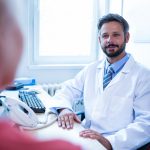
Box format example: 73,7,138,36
52,55,150,150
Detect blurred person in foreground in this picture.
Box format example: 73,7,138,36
0,0,81,149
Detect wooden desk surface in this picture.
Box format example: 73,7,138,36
0,86,106,150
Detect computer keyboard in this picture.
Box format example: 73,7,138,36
18,90,46,113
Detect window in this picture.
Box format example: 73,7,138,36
108,0,150,68
109,0,150,43
30,0,99,67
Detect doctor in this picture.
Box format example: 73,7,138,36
52,13,150,150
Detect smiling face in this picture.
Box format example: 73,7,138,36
98,21,129,63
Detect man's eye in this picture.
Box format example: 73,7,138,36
113,33,120,37
102,35,108,38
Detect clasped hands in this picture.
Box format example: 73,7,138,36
57,108,112,150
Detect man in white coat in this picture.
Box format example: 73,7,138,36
52,14,150,150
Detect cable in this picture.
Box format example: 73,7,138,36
22,111,58,130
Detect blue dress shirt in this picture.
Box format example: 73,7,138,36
104,53,130,78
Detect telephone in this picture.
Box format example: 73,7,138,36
2,97,39,127
1,97,57,130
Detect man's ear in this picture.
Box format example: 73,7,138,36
125,32,130,43
98,36,101,43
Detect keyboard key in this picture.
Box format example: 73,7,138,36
18,91,46,113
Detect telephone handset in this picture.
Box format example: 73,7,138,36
3,97,39,128
1,96,57,130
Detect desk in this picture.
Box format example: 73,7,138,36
0,86,106,150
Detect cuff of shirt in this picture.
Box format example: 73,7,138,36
105,135,115,150
49,107,73,115
49,107,59,115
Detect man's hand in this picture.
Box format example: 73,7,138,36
58,108,81,129
79,129,112,150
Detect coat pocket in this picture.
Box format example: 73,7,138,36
108,96,133,127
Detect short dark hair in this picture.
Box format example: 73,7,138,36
97,13,129,35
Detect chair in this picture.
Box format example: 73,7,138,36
76,111,85,121
137,143,150,150
73,97,85,121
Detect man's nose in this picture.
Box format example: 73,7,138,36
107,36,113,43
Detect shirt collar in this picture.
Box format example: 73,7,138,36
105,53,130,73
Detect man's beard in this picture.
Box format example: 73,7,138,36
102,41,126,58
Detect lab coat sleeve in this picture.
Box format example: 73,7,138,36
51,66,87,110
106,69,150,150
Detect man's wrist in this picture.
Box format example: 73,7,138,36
57,108,65,114
98,137,112,150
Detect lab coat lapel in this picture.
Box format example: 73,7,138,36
107,70,127,88
106,56,136,89
97,60,105,93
